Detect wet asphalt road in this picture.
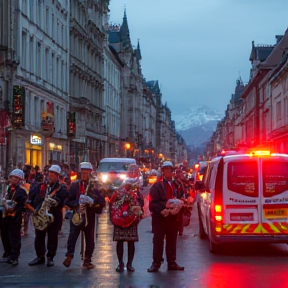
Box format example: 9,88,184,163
1,187,288,288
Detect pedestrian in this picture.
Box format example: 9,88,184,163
0,169,27,266
63,162,105,269
28,165,68,267
147,161,185,272
109,164,144,273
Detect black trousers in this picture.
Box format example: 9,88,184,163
151,215,178,265
0,216,22,261
66,214,96,259
34,211,62,258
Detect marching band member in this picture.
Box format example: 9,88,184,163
147,161,185,272
28,165,68,267
109,164,144,273
63,162,105,269
0,169,27,266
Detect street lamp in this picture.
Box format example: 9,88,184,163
125,142,131,157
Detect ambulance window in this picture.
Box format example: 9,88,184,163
227,161,258,197
263,161,288,197
209,164,217,190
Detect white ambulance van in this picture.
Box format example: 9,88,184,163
197,150,288,253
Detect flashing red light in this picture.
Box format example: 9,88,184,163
249,150,271,156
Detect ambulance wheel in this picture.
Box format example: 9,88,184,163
198,215,206,239
209,237,220,253
208,223,221,253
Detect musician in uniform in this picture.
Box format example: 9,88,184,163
63,162,105,269
147,161,185,272
28,165,68,267
109,164,144,273
0,169,27,266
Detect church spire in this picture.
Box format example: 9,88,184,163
120,8,132,50
135,39,142,61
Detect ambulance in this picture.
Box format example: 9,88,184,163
197,150,288,253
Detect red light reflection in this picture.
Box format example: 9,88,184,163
199,263,288,288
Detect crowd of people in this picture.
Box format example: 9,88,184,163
0,159,194,273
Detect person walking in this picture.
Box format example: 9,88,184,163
28,165,68,267
0,169,27,266
147,161,185,272
109,164,144,273
63,162,105,269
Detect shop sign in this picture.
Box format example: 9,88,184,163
12,86,25,129
41,102,54,136
30,135,42,145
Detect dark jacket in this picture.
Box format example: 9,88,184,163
65,180,105,215
3,184,27,223
29,180,68,212
149,178,177,218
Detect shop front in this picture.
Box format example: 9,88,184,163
25,134,43,168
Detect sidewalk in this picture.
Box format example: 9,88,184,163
0,199,200,288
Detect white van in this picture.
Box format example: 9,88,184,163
97,157,136,183
197,150,288,252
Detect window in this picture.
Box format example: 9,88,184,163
45,48,49,82
36,41,41,77
21,31,27,69
51,13,54,38
263,161,288,197
29,36,34,73
45,6,49,34
276,100,282,122
227,161,258,197
51,53,55,85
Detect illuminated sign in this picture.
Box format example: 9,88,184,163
30,135,42,145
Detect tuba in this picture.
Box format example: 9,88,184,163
72,181,94,227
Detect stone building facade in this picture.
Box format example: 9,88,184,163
206,29,288,157
0,2,187,176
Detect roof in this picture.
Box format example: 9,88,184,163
108,31,120,43
259,28,288,69
99,158,136,163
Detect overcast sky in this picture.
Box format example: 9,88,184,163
108,0,288,117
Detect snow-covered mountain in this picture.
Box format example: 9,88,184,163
173,106,224,131
173,106,224,147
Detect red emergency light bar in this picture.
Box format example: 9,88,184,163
248,150,271,156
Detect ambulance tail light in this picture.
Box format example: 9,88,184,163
214,205,223,222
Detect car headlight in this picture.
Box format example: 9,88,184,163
119,174,127,180
101,174,108,183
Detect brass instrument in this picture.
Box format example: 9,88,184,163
28,184,60,231
72,180,93,227
1,187,17,218
1,198,17,218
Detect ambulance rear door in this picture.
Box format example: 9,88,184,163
261,156,288,235
221,156,261,235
